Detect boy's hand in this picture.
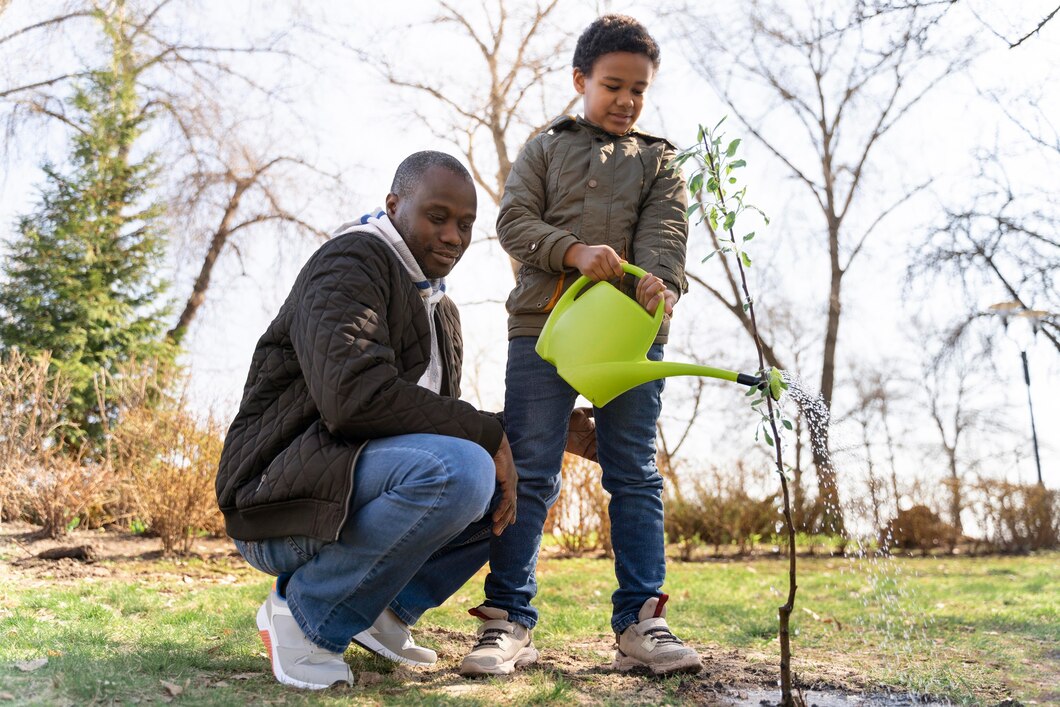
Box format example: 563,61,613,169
491,433,518,536
636,272,676,317
564,243,624,282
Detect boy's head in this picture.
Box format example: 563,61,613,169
572,15,660,136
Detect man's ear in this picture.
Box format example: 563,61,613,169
572,67,586,95
385,192,399,218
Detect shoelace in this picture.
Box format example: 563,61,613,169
644,626,684,646
473,627,510,649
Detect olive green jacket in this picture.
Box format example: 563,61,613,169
497,115,688,342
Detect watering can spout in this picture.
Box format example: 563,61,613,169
536,263,785,406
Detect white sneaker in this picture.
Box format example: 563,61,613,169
352,608,438,666
458,605,539,676
256,587,354,689
612,595,703,675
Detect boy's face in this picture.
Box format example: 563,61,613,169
573,51,654,136
386,165,476,278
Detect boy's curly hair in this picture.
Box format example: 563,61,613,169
572,14,660,75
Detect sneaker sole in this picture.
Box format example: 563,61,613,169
351,630,435,667
459,646,540,677
257,603,342,690
611,650,703,676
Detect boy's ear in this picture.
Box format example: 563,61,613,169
572,67,587,95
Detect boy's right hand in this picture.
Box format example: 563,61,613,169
563,243,624,282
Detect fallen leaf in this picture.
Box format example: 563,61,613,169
15,658,48,672
160,680,183,697
228,673,259,681
801,606,843,630
358,671,384,685
210,681,230,689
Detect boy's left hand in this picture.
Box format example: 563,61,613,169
636,273,676,318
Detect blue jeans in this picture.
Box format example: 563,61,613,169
484,336,666,633
234,433,497,653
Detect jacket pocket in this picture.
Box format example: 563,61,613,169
506,267,564,316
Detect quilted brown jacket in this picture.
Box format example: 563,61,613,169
497,115,688,342
216,230,504,542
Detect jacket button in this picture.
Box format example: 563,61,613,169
588,179,598,188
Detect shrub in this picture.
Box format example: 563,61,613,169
112,393,226,555
0,350,115,536
880,504,960,554
664,466,779,558
544,453,611,557
968,479,1058,552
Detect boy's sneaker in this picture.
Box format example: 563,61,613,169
458,605,539,676
352,608,438,666
256,588,354,690
612,594,703,675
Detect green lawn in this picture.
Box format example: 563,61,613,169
1,548,1056,705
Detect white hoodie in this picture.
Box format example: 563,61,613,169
332,212,446,394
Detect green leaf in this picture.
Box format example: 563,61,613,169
723,211,736,230
725,138,741,157
745,386,757,396
782,419,794,430
741,251,752,268
713,116,727,132
743,232,756,242
729,177,737,184
706,176,719,193
729,159,747,169
764,428,774,447
685,203,701,219
702,251,716,262
688,173,703,195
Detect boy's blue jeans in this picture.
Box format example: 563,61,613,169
484,336,667,634
233,433,498,653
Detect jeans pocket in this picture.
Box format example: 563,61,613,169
233,538,278,576
285,535,325,563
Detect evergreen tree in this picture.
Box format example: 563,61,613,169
0,34,174,449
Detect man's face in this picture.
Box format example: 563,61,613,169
573,51,654,136
386,165,477,279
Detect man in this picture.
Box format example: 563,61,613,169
215,151,517,690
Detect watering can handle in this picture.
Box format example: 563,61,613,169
553,263,665,327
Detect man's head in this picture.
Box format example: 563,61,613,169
571,15,660,136
386,151,477,279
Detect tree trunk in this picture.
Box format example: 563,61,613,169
812,219,845,535
167,181,247,344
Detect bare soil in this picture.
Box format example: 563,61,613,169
0,522,948,705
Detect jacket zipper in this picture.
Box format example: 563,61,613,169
335,440,368,541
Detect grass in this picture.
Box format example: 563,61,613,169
1,549,1057,705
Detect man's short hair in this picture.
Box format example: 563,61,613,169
390,151,473,198
572,14,660,75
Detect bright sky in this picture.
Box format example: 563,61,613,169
1,1,1057,497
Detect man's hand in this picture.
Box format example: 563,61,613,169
491,433,518,536
563,243,624,282
565,407,598,463
636,272,676,318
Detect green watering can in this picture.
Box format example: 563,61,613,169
536,263,784,407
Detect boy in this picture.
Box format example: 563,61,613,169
459,15,701,677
